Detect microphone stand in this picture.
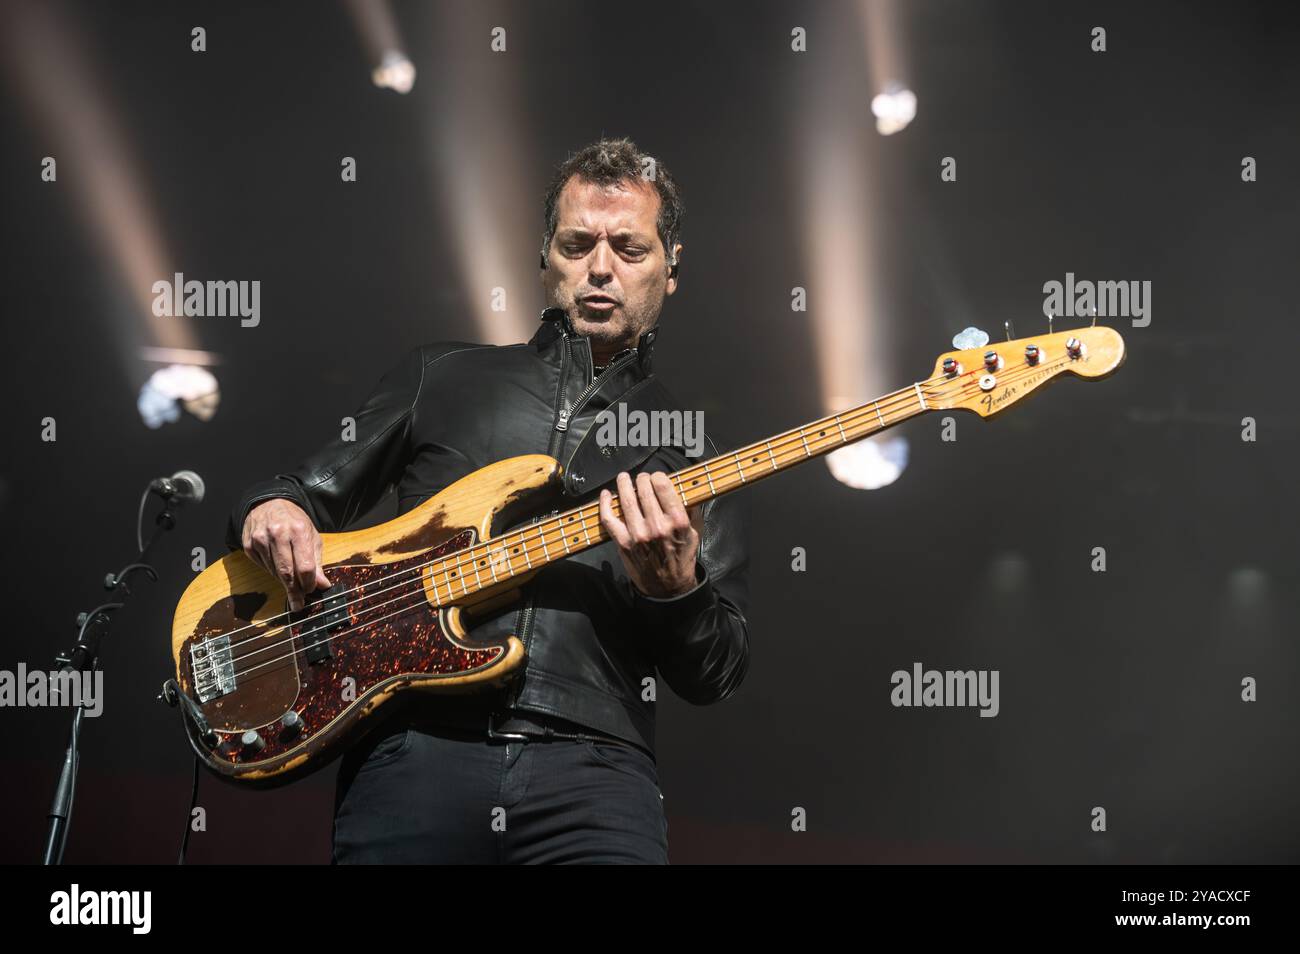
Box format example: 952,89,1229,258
41,495,181,865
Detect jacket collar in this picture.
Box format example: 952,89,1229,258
529,306,658,375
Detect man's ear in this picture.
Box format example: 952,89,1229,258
666,242,683,293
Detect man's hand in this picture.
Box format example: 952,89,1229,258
599,471,702,599
241,499,330,611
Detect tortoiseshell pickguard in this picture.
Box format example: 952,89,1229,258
180,528,509,770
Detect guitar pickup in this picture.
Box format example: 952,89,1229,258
302,585,349,665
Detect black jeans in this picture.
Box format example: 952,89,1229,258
332,723,669,864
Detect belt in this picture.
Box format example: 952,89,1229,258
403,702,649,756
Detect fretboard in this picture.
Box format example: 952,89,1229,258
426,381,931,604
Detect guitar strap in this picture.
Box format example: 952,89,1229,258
559,374,680,498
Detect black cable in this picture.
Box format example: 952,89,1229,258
55,713,80,865
136,485,151,553
76,603,123,645
105,562,157,592
177,755,200,864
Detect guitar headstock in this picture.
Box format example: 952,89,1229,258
923,325,1125,418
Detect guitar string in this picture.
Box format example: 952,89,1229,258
198,350,1069,660
209,353,1075,687
206,352,1074,682
207,351,1075,683
206,365,983,671
211,377,956,680
215,353,1078,691
198,368,958,659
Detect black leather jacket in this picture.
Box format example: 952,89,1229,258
226,307,751,755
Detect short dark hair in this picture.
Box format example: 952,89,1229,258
541,137,683,267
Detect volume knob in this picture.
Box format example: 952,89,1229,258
280,710,304,738
240,729,266,753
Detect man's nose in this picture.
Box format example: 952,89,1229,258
588,242,614,285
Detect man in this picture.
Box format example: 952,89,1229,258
228,138,751,864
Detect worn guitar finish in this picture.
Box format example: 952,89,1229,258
171,326,1125,786
171,456,547,785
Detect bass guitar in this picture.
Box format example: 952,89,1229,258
170,325,1124,785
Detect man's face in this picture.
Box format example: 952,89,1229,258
542,176,680,362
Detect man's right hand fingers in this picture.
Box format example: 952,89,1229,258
240,500,322,612
273,541,305,611
314,534,330,591
291,531,319,596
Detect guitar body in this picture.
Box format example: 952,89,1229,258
170,454,562,787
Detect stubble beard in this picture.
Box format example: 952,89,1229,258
572,301,657,360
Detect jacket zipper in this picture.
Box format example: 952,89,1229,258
508,335,639,707
555,346,637,432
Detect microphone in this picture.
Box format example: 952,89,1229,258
150,469,206,505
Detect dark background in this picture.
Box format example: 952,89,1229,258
0,0,1296,863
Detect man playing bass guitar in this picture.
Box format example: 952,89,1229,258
228,138,752,864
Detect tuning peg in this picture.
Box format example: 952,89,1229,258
1025,344,1041,366
1066,337,1084,359
1004,320,1015,341
952,327,989,350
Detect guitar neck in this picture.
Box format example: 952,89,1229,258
429,381,931,603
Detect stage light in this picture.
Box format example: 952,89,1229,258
138,346,222,367
344,1,416,94
871,83,917,135
372,50,415,93
859,0,914,135
989,552,1030,594
137,364,220,429
420,1,542,345
798,6,907,491
826,434,909,490
4,1,200,383
1228,567,1268,603
1222,567,1277,650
